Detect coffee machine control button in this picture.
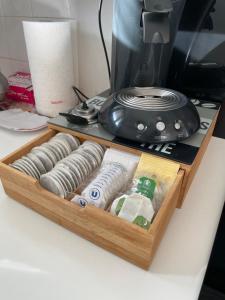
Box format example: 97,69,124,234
137,123,146,131
156,121,166,132
174,121,181,130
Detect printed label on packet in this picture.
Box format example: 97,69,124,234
71,193,105,208
136,176,156,200
115,196,127,216
82,184,107,208
71,195,88,207
133,216,151,230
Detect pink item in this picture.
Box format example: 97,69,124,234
6,72,35,105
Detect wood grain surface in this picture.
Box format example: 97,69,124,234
0,116,217,268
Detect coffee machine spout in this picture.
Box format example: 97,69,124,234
110,0,186,92
142,11,170,44
143,0,173,12
142,0,173,44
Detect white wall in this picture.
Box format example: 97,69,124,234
76,0,113,97
0,0,113,97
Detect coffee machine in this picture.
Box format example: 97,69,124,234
169,0,225,102
109,0,225,102
50,0,221,164
58,0,225,145
110,0,186,92
99,0,201,143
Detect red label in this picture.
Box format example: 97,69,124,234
51,100,64,105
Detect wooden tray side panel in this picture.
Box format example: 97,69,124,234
149,170,184,261
0,163,154,269
0,124,196,269
0,159,184,269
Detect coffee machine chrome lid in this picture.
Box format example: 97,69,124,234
114,87,187,111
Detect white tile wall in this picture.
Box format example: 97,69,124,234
0,17,9,57
0,1,3,16
0,0,113,97
68,0,78,19
1,0,32,17
31,0,70,18
75,0,113,96
4,17,29,61
0,58,29,77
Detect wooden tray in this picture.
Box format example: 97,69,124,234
0,118,216,269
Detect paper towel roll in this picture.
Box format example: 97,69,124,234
23,21,78,117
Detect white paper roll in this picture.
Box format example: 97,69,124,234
23,20,78,117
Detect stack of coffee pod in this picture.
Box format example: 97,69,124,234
72,162,128,209
40,141,105,198
10,133,80,179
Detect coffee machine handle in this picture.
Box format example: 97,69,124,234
142,0,173,44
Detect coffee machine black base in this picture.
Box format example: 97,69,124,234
98,87,200,144
50,93,219,165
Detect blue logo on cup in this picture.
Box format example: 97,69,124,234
89,188,101,201
79,198,88,207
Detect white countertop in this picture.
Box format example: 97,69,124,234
0,128,224,300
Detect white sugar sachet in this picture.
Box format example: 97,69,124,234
101,148,140,180
72,162,127,208
72,149,140,209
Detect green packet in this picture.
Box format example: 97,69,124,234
133,215,151,230
135,176,157,201
111,193,155,230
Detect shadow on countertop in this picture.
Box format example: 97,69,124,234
213,101,225,139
